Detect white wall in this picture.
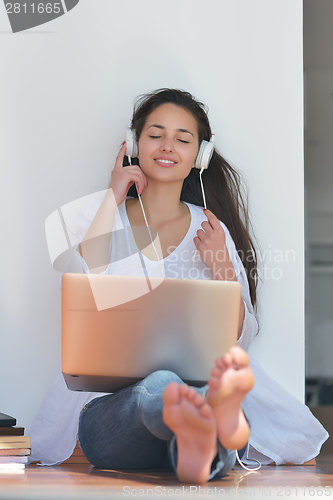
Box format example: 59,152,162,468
0,0,304,431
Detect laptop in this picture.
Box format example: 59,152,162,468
61,273,241,393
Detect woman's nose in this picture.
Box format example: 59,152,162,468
160,138,174,152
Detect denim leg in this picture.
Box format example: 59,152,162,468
78,372,244,479
78,370,184,469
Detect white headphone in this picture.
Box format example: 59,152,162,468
194,134,215,171
125,126,139,160
125,125,215,173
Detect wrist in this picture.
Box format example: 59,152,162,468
212,263,236,281
105,186,122,207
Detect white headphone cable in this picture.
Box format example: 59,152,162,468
235,444,261,471
128,155,164,277
190,167,207,278
199,168,207,210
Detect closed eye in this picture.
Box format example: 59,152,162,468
149,135,189,143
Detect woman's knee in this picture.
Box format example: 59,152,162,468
139,370,183,393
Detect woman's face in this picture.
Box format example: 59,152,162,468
137,103,200,184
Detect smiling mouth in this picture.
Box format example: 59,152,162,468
154,159,177,165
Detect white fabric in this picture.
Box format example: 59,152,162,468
243,357,328,465
29,198,328,465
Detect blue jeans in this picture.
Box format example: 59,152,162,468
78,370,241,481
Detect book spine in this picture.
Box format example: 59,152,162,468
0,438,31,447
0,449,31,456
0,456,28,463
0,428,25,436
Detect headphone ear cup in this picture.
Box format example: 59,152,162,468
195,140,214,170
125,128,139,158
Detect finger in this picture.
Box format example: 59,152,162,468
126,172,146,194
135,181,145,195
136,170,148,191
196,229,206,241
203,209,221,231
194,233,206,251
193,236,201,248
114,142,127,170
120,166,146,190
111,168,145,196
123,165,147,187
201,220,213,234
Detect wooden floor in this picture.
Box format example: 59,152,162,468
0,455,333,500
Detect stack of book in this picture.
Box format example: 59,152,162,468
0,412,31,471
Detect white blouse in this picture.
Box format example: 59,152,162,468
28,199,328,466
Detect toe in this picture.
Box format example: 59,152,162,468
186,387,198,401
199,403,213,420
163,382,181,405
221,352,233,368
215,357,224,370
211,367,221,378
193,393,205,407
208,377,220,391
179,384,190,398
229,346,250,368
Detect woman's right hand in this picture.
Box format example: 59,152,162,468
108,142,148,206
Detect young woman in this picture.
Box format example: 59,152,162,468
28,88,328,478
75,89,258,483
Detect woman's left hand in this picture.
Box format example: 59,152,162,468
193,209,236,281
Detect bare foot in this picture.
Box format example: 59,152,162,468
206,346,254,451
162,382,217,483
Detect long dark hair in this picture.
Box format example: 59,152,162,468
126,88,258,307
